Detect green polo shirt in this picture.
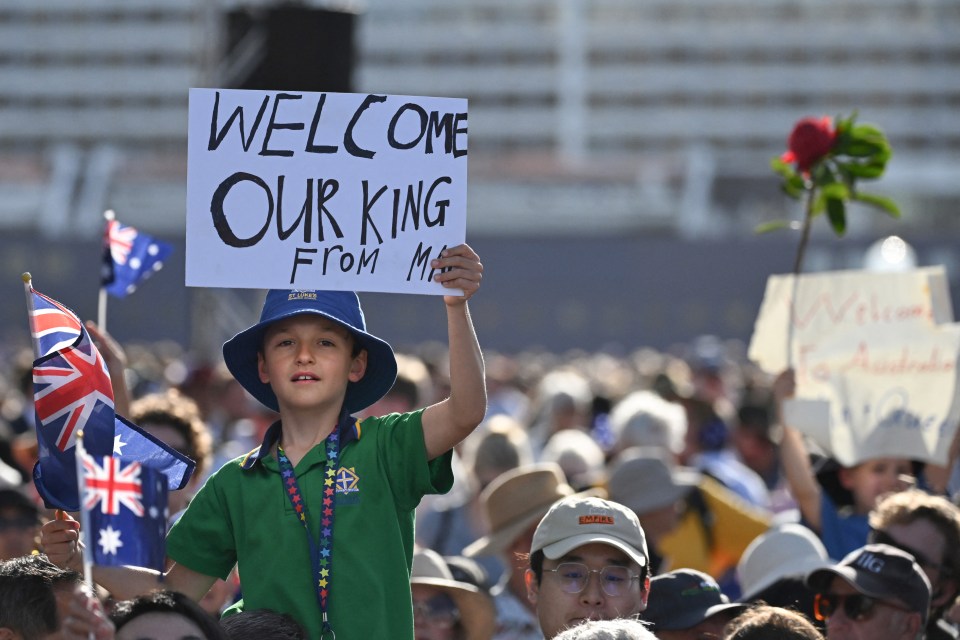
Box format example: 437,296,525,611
166,409,453,640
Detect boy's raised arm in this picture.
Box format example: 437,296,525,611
421,244,487,460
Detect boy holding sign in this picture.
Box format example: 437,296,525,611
41,244,487,640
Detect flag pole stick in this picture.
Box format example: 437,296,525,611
74,430,97,620
22,273,38,360
99,210,115,332
25,274,77,529
98,288,107,333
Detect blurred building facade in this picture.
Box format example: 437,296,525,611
1,0,958,354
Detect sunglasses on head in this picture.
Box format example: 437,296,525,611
814,592,911,622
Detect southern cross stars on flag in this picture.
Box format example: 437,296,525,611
81,452,168,571
101,215,173,298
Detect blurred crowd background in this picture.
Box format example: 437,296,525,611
0,0,959,361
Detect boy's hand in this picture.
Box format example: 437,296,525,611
41,511,84,572
431,244,483,306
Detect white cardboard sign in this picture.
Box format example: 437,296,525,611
748,267,960,465
185,89,468,294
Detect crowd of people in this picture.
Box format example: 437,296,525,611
0,244,958,639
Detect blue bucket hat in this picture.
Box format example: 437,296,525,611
222,290,398,414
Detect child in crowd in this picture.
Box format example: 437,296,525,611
41,244,487,640
774,369,913,559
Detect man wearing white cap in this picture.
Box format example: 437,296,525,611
525,496,651,639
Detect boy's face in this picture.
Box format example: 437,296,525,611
257,315,367,414
839,458,913,514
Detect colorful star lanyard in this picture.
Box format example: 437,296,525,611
277,428,339,640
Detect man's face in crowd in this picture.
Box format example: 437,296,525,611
877,519,956,609
821,578,920,640
526,542,648,639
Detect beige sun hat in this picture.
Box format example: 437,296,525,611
411,548,496,640
606,447,700,515
737,522,832,601
463,462,578,558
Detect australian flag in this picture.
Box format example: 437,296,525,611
101,217,173,298
81,452,168,571
29,288,195,511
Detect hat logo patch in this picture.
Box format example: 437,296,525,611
579,515,615,525
288,290,318,300
854,552,885,574
579,506,615,525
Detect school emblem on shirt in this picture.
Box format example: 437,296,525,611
336,466,360,494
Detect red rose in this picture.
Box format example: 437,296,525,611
781,116,836,173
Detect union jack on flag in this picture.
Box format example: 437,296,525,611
31,290,114,454
30,290,84,358
83,454,144,516
26,287,194,512
101,217,173,298
81,452,168,571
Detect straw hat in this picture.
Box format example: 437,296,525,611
411,548,495,640
463,463,577,558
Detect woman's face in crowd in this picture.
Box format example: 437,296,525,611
413,584,460,640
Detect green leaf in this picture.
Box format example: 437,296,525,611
852,191,901,218
838,160,886,179
820,181,851,201
835,139,884,157
770,157,796,179
835,112,857,136
850,124,887,143
754,220,794,234
826,197,847,236
782,180,804,200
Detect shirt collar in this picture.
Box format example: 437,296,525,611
240,409,361,470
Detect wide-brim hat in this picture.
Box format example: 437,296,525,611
464,462,585,558
737,522,831,601
411,548,496,640
645,569,747,630
607,447,700,515
222,290,397,414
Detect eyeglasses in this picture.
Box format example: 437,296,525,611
413,594,460,629
544,563,641,598
869,529,951,577
814,593,911,622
